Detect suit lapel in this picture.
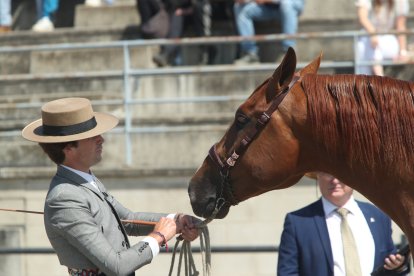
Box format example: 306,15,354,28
56,166,131,247
56,165,105,201
358,201,380,269
313,199,334,274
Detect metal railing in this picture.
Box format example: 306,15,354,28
0,30,412,165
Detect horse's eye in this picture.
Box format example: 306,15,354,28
235,114,250,129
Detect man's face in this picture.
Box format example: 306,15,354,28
63,135,104,172
317,173,353,206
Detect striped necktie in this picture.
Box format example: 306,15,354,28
337,208,362,276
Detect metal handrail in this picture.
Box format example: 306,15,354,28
0,29,412,52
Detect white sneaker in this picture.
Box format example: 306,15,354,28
32,17,54,32
85,0,102,7
234,53,260,65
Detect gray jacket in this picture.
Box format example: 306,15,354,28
44,165,167,276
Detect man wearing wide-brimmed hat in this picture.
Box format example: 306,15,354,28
22,97,200,276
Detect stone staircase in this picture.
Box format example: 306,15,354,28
1,0,414,170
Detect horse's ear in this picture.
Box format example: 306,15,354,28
298,51,322,76
266,47,297,102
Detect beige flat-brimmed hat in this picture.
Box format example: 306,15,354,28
22,97,119,143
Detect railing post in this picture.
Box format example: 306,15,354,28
122,43,133,166
353,33,359,74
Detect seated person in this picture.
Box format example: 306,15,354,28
233,0,305,64
137,0,213,67
355,0,410,76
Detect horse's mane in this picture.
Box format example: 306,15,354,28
302,74,414,175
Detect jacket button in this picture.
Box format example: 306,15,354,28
122,241,125,247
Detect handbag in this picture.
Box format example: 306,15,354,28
140,5,169,39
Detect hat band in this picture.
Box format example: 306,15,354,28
42,117,97,136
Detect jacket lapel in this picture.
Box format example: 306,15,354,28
313,199,334,274
56,166,105,201
358,201,381,269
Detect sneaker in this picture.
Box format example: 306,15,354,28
32,17,54,32
234,53,259,65
85,0,102,7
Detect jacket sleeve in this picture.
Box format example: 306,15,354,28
46,187,154,276
371,211,411,276
277,213,300,276
105,192,168,236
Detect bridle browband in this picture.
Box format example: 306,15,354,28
208,75,300,207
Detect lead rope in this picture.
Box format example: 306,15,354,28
168,199,225,276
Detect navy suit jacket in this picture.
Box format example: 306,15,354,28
277,198,404,276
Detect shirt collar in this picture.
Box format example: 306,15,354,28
321,195,358,216
60,165,95,184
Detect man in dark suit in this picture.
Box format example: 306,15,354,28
277,172,410,276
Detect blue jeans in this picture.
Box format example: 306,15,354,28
38,0,59,18
0,0,11,26
234,0,305,55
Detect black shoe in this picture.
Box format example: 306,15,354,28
153,54,168,67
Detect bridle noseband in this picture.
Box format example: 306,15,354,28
208,75,300,207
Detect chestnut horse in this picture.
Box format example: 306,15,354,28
188,47,414,249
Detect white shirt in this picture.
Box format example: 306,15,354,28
355,0,409,31
322,196,376,276
59,165,174,257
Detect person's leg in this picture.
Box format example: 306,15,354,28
279,0,305,51
371,35,398,76
356,36,374,75
372,46,384,76
192,0,211,36
0,0,12,27
153,12,185,66
192,0,216,64
234,3,279,55
43,0,59,18
32,0,57,31
137,0,161,24
35,0,43,20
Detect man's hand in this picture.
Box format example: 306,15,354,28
384,253,405,271
175,214,201,241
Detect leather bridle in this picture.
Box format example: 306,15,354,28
208,75,301,208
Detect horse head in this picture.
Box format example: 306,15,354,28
188,48,322,219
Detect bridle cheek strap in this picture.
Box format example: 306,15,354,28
208,75,301,206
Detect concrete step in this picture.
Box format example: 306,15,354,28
74,3,140,28
0,70,267,129
0,90,123,130
0,45,158,75
1,123,228,168
1,62,412,129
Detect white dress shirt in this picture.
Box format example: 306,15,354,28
322,196,376,276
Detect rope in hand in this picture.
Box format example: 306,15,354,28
168,199,225,276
